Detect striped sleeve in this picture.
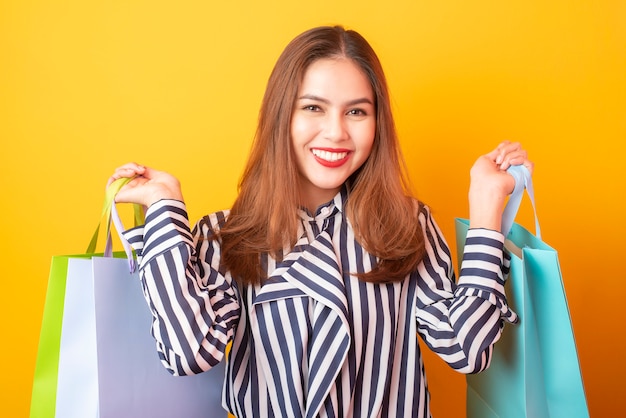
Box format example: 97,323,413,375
122,199,240,376
415,206,515,374
455,229,517,323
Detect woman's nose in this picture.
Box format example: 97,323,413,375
322,112,349,142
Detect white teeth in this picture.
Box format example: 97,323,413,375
311,149,348,162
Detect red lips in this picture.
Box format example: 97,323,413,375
311,148,351,168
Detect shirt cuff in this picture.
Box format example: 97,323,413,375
122,199,194,269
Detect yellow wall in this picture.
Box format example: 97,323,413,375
2,1,624,416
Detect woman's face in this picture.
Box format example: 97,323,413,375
291,58,376,212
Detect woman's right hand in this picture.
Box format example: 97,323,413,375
468,141,533,232
108,163,184,207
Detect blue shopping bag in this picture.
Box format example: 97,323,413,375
456,167,589,418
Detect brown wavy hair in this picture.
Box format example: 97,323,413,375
219,25,425,284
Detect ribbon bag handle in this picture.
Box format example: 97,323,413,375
501,165,540,239
86,178,145,272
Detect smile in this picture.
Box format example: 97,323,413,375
311,149,349,162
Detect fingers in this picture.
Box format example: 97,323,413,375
107,163,148,205
492,141,533,173
107,164,184,207
107,163,147,187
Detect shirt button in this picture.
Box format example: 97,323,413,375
320,207,329,216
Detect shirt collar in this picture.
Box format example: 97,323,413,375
297,186,348,221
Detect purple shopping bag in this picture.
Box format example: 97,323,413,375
54,253,227,418
92,255,227,417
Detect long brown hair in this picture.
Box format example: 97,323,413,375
219,25,425,284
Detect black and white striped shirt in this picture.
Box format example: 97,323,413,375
124,188,516,418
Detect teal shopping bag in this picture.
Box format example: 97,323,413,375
456,167,589,418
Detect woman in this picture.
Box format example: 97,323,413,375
110,25,532,417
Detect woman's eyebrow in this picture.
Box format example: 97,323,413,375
297,94,374,106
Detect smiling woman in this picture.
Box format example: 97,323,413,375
105,25,534,417
217,26,430,287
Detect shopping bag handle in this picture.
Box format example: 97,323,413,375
86,178,145,271
501,165,541,239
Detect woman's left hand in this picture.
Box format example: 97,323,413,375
468,141,534,232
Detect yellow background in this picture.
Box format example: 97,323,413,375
2,0,624,416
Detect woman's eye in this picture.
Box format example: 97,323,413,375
303,104,321,112
348,108,367,116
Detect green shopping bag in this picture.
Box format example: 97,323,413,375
455,166,589,418
29,179,141,418
30,252,92,418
